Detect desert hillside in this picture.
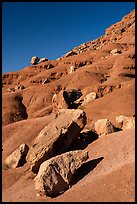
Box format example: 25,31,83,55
2,9,135,202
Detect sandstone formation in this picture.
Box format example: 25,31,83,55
94,119,115,136
34,150,89,197
26,109,86,173
4,143,29,169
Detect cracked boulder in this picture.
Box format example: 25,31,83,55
26,109,86,173
34,150,88,197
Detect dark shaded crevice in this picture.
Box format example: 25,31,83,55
69,131,99,151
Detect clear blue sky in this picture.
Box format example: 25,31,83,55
2,2,135,73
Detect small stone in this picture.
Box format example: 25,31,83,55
4,143,29,169
94,119,115,136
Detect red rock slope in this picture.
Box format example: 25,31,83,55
2,9,135,202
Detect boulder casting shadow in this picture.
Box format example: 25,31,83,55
49,156,104,198
70,156,104,186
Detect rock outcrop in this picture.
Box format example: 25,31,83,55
26,109,86,173
4,143,29,169
34,150,88,197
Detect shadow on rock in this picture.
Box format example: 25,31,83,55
69,130,99,151
70,156,104,186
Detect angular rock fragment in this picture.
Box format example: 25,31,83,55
4,143,29,169
34,150,88,197
26,109,86,173
94,119,115,136
116,115,135,130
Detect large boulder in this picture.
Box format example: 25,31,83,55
116,115,135,130
4,143,29,169
52,89,82,110
34,150,89,197
94,119,115,136
52,91,68,110
30,56,40,65
26,109,86,173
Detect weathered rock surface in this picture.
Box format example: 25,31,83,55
26,109,86,173
52,91,68,110
94,119,115,136
116,115,135,130
4,143,29,169
34,150,89,197
2,94,28,125
52,89,82,110
31,56,40,65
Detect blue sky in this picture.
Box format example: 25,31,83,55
2,2,135,73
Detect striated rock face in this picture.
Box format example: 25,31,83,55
26,109,87,173
30,56,40,65
116,115,135,130
94,119,115,136
34,150,89,197
4,143,29,169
